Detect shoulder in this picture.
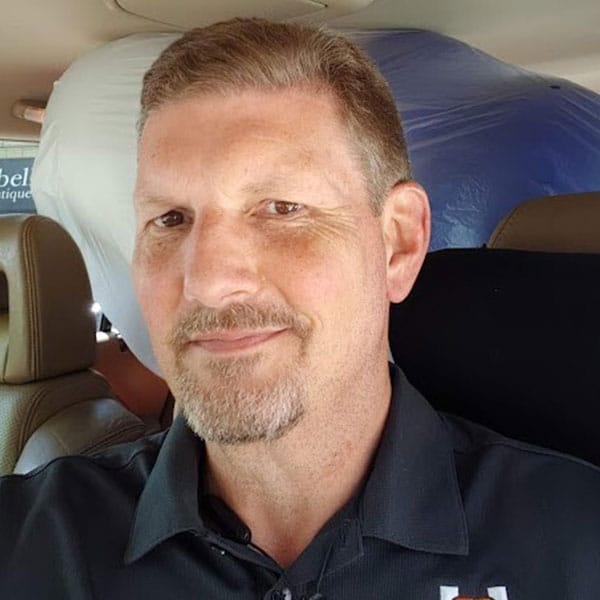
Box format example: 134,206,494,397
0,430,166,520
444,410,600,475
443,412,600,530
0,431,168,592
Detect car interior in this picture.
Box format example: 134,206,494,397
0,214,146,475
390,194,600,465
1,0,600,473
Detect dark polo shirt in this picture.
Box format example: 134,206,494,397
0,365,599,599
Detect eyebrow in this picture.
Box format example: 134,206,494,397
133,193,178,211
238,154,345,196
238,174,304,197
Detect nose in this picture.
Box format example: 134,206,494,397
182,211,262,308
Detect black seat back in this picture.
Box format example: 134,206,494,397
389,248,600,465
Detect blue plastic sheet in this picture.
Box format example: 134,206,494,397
355,30,600,249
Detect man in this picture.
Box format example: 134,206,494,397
1,18,599,600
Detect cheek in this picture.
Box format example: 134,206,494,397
263,229,339,293
264,226,382,324
132,246,180,340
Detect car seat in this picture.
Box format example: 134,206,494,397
389,246,600,466
488,191,600,252
0,214,146,475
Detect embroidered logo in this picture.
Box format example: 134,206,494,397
440,585,509,600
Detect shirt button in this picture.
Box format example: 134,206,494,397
209,544,227,556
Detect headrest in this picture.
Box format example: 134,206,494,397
0,215,96,384
32,34,177,376
489,191,600,252
389,247,600,465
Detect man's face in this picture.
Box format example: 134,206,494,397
132,87,392,444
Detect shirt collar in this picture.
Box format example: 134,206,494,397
360,364,469,556
124,363,469,564
124,415,206,565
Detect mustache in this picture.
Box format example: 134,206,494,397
169,303,311,349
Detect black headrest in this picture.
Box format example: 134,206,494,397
389,248,600,465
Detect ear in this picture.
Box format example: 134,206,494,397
382,181,430,303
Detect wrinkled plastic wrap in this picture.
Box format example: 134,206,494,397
32,30,600,372
357,30,600,249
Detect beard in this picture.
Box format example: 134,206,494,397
167,303,311,444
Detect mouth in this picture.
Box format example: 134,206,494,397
188,328,289,354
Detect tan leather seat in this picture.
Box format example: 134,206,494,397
0,214,146,475
488,191,600,252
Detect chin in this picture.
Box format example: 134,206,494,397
175,365,307,444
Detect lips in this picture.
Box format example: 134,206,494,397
188,328,287,353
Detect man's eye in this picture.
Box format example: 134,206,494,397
153,210,185,228
263,200,304,216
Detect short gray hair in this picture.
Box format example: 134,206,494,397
140,18,411,212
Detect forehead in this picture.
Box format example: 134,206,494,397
136,87,362,197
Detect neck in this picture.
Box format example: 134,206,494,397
204,360,391,567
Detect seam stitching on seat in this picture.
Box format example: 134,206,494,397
21,219,40,380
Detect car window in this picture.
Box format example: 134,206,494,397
0,140,37,214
